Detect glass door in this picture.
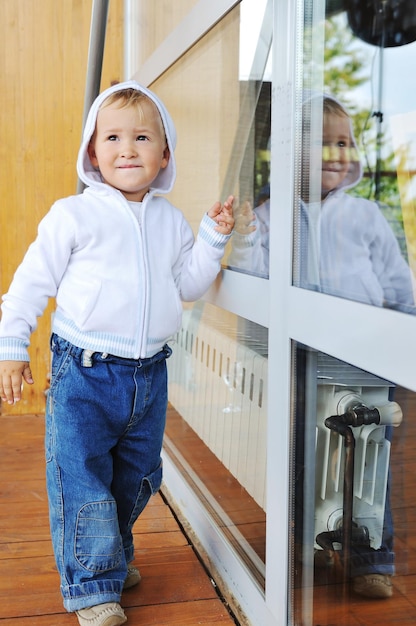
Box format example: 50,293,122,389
286,1,416,624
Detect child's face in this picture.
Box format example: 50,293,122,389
302,111,353,201
320,112,352,198
88,99,169,202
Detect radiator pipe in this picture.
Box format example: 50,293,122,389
315,399,401,587
325,413,356,583
316,525,370,554
320,405,382,583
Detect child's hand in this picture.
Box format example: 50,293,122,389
0,361,34,405
208,195,235,235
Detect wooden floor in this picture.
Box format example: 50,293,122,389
2,387,416,626
0,413,237,626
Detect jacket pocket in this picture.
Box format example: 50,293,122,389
57,275,102,329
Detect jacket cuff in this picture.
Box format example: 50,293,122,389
0,337,30,362
198,212,232,249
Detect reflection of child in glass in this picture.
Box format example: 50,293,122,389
299,94,414,310
0,80,234,626
230,93,414,599
230,94,415,316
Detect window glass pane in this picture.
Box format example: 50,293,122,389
151,0,270,590
291,341,416,624
226,0,272,279
296,2,416,314
166,302,267,588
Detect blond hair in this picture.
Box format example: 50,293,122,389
322,96,349,120
100,88,166,140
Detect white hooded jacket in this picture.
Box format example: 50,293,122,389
0,81,231,360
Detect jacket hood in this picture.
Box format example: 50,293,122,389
77,80,177,194
302,90,362,193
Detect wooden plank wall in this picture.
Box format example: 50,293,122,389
0,0,123,414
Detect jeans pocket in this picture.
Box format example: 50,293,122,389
45,397,54,463
144,462,163,495
49,342,72,393
75,500,123,572
45,343,72,463
127,462,163,530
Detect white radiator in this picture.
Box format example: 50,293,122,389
314,357,402,551
167,308,268,510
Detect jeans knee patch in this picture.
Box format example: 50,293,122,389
75,501,122,572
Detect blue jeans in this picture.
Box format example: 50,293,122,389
45,334,172,612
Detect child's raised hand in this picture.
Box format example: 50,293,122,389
0,361,34,405
208,195,235,235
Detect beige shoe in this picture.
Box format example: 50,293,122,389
75,602,127,626
123,565,141,590
352,574,393,599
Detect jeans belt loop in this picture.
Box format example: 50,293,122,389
81,349,95,367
